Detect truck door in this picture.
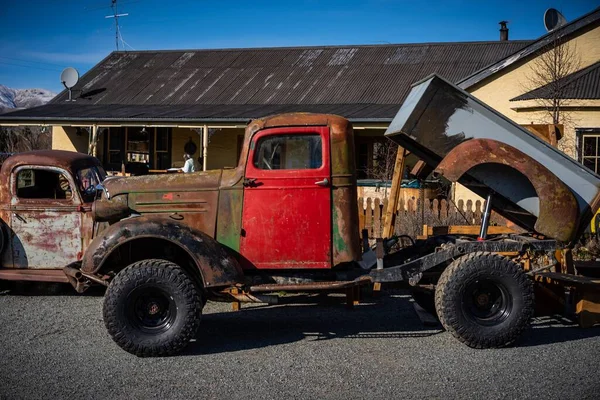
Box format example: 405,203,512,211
9,166,83,269
240,126,332,269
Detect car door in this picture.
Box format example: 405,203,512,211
240,126,332,269
10,166,84,269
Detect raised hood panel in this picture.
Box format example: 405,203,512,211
385,74,600,242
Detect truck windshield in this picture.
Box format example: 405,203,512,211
76,165,107,202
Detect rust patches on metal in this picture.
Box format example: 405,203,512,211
81,214,244,288
0,268,70,283
0,150,101,204
435,139,579,242
242,113,361,267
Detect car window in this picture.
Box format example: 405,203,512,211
16,169,72,200
76,166,105,202
253,134,322,170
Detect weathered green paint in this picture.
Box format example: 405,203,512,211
332,204,347,258
216,188,244,252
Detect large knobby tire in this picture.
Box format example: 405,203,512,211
103,259,203,357
435,252,534,349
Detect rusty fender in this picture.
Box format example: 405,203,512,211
435,139,579,243
80,215,244,288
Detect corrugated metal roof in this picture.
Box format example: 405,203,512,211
511,61,600,101
1,41,532,122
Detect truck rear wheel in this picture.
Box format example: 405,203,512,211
103,259,203,357
435,252,534,348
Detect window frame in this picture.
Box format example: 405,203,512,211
11,165,81,205
252,133,324,171
577,128,600,174
245,127,330,179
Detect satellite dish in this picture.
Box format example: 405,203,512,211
544,8,567,32
60,67,79,101
61,67,79,88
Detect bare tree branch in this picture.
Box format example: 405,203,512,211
0,126,51,153
523,33,581,127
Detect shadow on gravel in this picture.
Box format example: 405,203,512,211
185,294,600,356
184,292,443,356
519,316,600,348
0,282,106,297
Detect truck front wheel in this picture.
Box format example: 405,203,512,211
103,259,203,356
435,252,534,348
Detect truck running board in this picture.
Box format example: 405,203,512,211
249,276,372,293
0,268,69,283
222,277,372,311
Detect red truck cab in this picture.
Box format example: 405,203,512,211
239,114,361,269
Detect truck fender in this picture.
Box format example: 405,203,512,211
435,138,578,243
81,215,244,288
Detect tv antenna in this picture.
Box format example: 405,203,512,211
544,8,567,32
60,67,79,102
105,0,129,51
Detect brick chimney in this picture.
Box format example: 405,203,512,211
499,21,509,41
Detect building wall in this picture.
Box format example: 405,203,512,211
170,127,244,170
52,126,88,153
469,24,600,159
206,128,244,170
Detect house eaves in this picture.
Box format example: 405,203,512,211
458,7,600,90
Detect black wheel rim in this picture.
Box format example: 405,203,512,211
462,279,512,326
126,285,177,333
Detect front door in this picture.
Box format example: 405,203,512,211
10,166,83,269
240,126,332,269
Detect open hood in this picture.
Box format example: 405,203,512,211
385,74,600,242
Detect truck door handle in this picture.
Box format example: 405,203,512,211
315,178,329,187
13,213,26,223
243,178,257,187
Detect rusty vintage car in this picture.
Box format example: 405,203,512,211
0,150,106,283
4,75,600,357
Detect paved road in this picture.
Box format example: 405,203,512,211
0,284,599,399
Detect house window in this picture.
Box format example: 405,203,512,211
355,137,395,180
127,127,150,164
108,128,123,166
579,129,600,174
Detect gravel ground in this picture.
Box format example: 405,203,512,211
0,284,599,399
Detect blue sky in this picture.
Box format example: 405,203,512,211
0,0,596,93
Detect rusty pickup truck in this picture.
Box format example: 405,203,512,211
0,150,106,282
3,75,600,357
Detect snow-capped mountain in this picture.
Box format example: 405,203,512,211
0,85,55,113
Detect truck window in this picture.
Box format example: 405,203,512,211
16,169,72,200
76,166,105,202
254,134,322,170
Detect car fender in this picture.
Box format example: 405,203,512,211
81,215,244,288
